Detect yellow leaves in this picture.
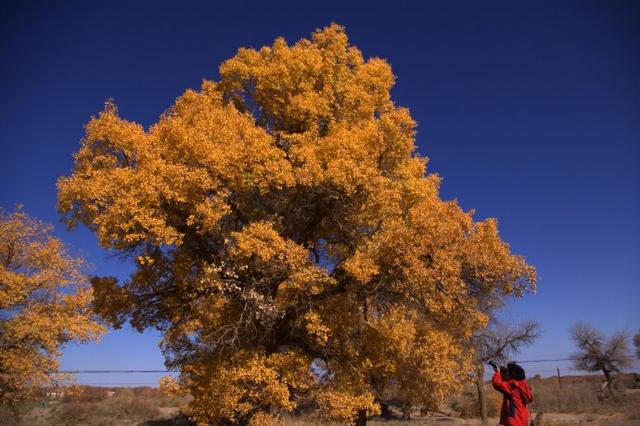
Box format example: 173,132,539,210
181,350,313,425
58,110,184,248
135,255,154,265
248,412,279,426
462,218,537,298
0,268,28,309
311,22,349,51
349,57,395,117
304,311,331,345
158,376,183,397
316,386,380,424
0,208,105,407
186,194,231,235
220,23,396,135
231,222,287,262
166,84,295,192
59,76,295,251
396,327,470,405
343,248,380,283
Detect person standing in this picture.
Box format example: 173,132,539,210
491,362,534,426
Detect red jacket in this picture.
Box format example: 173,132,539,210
492,371,533,426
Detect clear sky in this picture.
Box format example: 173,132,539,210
1,0,638,386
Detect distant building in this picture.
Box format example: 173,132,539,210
46,391,65,400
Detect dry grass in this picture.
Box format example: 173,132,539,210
47,396,160,425
447,384,502,418
443,373,640,424
1,374,638,425
527,373,640,418
0,386,191,426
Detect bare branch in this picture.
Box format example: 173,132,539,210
475,320,541,363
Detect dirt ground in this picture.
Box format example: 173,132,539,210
6,406,640,425
318,413,639,425
391,413,640,425
4,376,639,426
281,412,640,426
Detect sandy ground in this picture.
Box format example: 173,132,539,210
363,413,639,425
14,403,640,425
282,413,640,426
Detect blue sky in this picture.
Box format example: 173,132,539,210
1,0,638,385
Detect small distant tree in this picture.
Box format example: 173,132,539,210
0,207,104,415
570,322,631,395
473,320,540,425
634,330,640,359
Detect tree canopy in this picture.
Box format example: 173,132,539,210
0,208,104,411
58,24,536,425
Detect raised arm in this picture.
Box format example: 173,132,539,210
492,370,511,396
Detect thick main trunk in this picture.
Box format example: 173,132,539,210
355,409,367,426
379,402,393,419
475,364,489,425
602,369,615,396
401,402,411,420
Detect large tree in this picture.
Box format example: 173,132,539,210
0,207,104,414
58,25,536,425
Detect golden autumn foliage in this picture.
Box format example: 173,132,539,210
0,208,104,410
58,24,535,425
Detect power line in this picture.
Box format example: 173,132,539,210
60,370,174,374
515,355,637,364
516,358,574,363
78,382,161,385
58,355,638,374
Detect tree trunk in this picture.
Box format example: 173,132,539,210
355,409,367,426
401,402,411,420
476,364,489,425
602,369,615,397
379,402,393,419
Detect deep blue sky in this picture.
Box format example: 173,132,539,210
1,0,638,385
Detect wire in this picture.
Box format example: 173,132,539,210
58,355,638,374
515,356,637,363
61,370,173,374
77,382,161,385
516,358,574,363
